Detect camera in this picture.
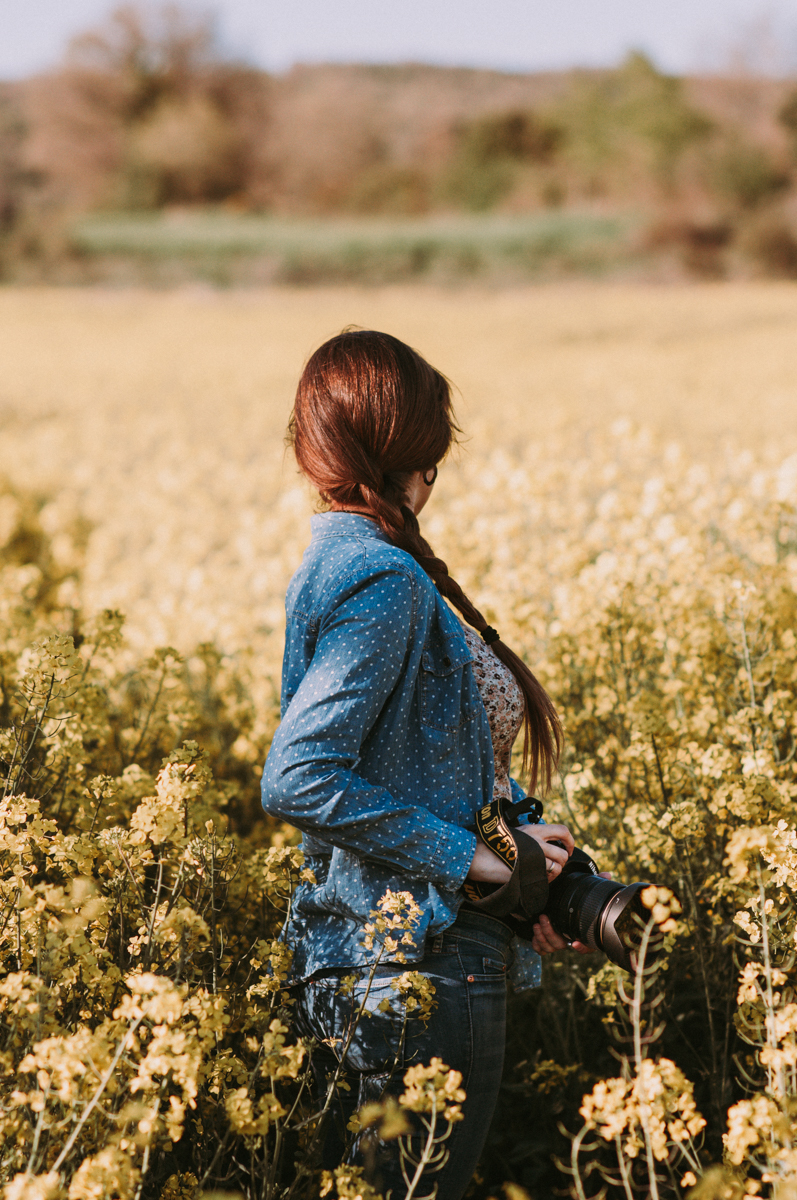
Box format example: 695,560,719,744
541,842,655,973
467,798,659,973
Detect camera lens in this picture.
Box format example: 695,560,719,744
544,851,656,972
598,884,656,971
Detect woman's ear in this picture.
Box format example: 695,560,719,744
405,469,435,515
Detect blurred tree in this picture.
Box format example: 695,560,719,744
439,109,563,211
553,52,712,197
738,212,797,277
66,2,217,119
0,90,25,234
0,89,38,278
128,93,245,205
778,86,797,158
710,139,789,211
344,163,430,215
21,4,268,212
464,110,562,164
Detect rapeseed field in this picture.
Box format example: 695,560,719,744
2,283,797,1199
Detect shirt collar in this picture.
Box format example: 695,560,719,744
310,512,392,543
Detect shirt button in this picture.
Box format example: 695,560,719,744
443,656,451,667
467,974,475,982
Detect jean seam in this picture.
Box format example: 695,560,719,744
455,942,476,1095
445,934,510,959
430,941,477,1186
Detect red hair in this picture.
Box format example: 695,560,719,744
289,329,561,794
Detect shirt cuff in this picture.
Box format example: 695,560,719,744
427,824,477,893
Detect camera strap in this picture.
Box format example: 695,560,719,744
461,796,549,922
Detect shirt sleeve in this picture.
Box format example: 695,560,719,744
261,566,476,892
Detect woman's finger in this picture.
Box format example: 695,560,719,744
518,822,575,857
570,941,596,954
531,929,559,954
539,823,575,853
533,839,569,871
531,915,569,954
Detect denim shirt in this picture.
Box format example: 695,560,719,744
261,513,541,990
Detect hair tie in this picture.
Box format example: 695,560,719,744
481,626,500,645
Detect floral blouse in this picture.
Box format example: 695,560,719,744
460,622,543,992
459,624,524,804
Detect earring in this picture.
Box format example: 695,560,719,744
423,466,438,487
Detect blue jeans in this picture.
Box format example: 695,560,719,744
294,910,512,1200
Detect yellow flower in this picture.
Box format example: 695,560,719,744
67,1149,139,1200
400,1058,467,1123
4,1174,61,1200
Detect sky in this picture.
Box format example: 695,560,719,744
1,0,797,80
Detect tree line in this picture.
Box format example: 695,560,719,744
2,4,797,278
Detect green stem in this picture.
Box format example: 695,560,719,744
632,917,660,1200
52,1016,143,1172
616,1134,634,1200
403,1099,441,1200
569,1125,593,1200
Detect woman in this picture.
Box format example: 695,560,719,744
261,330,585,1200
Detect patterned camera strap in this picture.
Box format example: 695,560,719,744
461,796,549,923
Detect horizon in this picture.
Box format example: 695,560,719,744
1,0,797,82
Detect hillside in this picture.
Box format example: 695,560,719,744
2,6,797,280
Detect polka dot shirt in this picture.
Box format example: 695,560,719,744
261,512,541,990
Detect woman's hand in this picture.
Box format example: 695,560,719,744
517,822,574,881
531,871,613,956
531,914,593,955
466,821,576,885
466,840,512,884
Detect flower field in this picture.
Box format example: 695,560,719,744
2,282,797,1199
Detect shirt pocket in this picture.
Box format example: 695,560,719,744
419,636,475,732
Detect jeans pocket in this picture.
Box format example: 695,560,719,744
461,955,508,984
297,973,409,1076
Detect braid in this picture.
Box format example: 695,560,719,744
356,482,562,796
